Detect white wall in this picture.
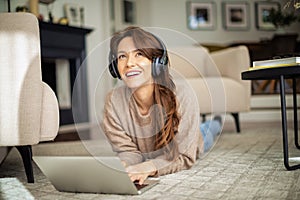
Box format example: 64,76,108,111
130,0,300,44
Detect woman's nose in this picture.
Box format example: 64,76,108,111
126,53,135,67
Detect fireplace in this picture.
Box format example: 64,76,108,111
39,21,92,125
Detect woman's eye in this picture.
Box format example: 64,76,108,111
118,54,126,59
136,52,143,57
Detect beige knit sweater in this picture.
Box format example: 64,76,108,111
102,80,202,176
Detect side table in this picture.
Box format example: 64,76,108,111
241,66,300,170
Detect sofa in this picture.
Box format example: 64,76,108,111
168,45,251,132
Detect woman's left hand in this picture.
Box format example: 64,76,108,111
126,161,157,185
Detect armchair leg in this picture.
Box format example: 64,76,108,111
231,113,241,133
16,145,34,183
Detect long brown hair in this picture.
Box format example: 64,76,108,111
110,26,180,160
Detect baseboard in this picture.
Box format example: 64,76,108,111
251,94,300,109
240,109,295,122
58,122,92,134
49,123,93,142
240,94,299,122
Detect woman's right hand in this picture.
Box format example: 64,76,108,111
121,161,127,167
126,161,157,185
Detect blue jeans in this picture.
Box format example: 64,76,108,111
200,120,221,152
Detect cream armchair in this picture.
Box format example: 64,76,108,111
169,45,251,132
0,13,59,183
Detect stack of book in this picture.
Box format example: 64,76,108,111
250,57,300,70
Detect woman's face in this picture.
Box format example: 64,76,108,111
117,36,153,89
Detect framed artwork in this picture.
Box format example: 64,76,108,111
255,1,280,30
123,0,136,24
222,2,250,30
186,1,216,30
64,3,81,26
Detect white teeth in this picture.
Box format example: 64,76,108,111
126,71,141,77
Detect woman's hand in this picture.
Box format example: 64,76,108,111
126,161,157,185
121,161,127,167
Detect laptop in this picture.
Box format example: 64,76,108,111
33,156,159,195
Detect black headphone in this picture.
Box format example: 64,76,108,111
108,35,169,79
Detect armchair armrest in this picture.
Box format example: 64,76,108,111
210,45,250,83
169,46,217,78
210,45,251,108
39,82,59,142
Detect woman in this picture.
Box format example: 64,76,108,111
103,26,221,185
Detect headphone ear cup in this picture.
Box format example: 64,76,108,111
152,57,160,77
152,56,169,77
108,54,121,79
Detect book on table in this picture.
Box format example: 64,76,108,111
250,57,300,70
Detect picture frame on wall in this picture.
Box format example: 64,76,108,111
222,2,250,31
123,0,136,24
255,1,280,31
186,1,216,30
64,3,81,26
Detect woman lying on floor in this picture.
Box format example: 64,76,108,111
102,26,221,185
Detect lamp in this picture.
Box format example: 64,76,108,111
29,0,39,17
28,0,55,22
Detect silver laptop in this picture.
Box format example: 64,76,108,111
33,156,159,195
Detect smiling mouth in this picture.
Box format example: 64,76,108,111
125,71,142,77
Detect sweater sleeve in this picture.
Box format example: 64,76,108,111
150,82,202,176
102,91,144,166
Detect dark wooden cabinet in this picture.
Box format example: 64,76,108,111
39,22,92,125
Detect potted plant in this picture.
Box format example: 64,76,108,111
268,2,300,32
269,8,298,30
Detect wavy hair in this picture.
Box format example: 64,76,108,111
110,26,180,160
